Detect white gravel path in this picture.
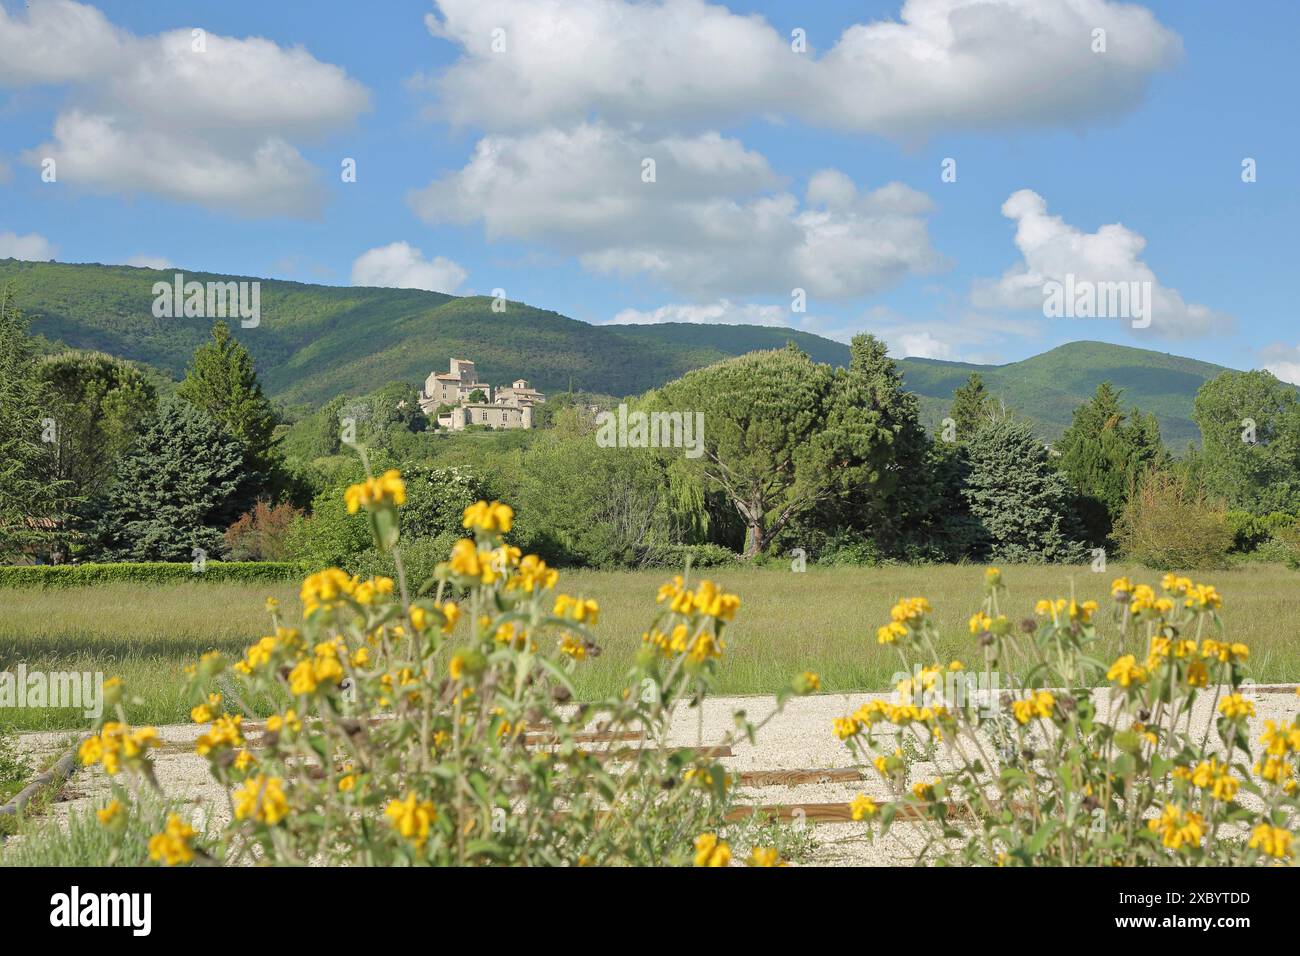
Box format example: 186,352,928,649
13,684,1299,865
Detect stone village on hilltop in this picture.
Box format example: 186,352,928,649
417,357,545,430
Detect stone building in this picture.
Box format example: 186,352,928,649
420,358,545,430
419,358,488,412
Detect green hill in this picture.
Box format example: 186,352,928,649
0,260,1235,444
896,342,1232,447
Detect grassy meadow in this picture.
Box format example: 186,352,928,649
3,562,1299,731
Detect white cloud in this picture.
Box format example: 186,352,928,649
1261,344,1300,387
0,0,129,87
607,300,787,326
0,229,57,261
124,254,173,269
423,0,1180,137
411,124,941,299
350,242,467,294
971,189,1228,338
3,2,369,217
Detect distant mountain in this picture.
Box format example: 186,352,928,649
895,342,1232,447
1,260,1235,445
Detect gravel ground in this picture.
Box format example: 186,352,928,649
13,684,1299,866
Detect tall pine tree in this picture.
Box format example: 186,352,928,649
949,371,992,441
176,322,278,505
819,334,932,552
1055,382,1165,546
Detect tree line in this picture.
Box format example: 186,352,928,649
3,288,1298,573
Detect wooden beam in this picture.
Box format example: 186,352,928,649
736,767,866,788
726,800,953,823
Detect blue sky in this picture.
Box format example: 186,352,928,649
1,0,1296,377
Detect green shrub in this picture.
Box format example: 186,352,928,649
1225,510,1297,553
347,532,463,591
1116,469,1233,569
644,543,741,570
3,793,211,867
0,561,309,589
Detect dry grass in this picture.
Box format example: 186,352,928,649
2,562,1299,730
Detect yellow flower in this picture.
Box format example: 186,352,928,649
554,594,600,626
96,800,124,827
876,621,908,644
1012,691,1055,725
195,714,244,756
462,500,514,534
1110,576,1134,597
798,671,821,693
510,554,559,592
1106,655,1147,688
338,773,357,793
79,723,159,775
890,596,931,626
289,659,319,695
850,793,878,820
300,568,358,617
691,579,740,621
448,538,498,584
344,469,406,514
385,792,437,848
984,567,1002,587
353,575,394,605
1189,760,1239,801
1184,583,1222,611
1147,804,1204,850
1249,824,1293,859
969,612,992,635
233,774,289,825
559,633,588,660
437,601,461,632
148,814,197,866
693,832,731,867
833,716,860,740
1262,719,1297,757
748,847,783,867
449,654,466,681
1255,756,1292,784
265,709,301,735
1219,694,1255,720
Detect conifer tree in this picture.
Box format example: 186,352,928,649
0,292,69,559
1055,382,1165,545
93,397,247,561
177,321,278,502
949,371,992,441
963,417,1085,563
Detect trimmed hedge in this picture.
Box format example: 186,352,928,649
0,561,311,589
